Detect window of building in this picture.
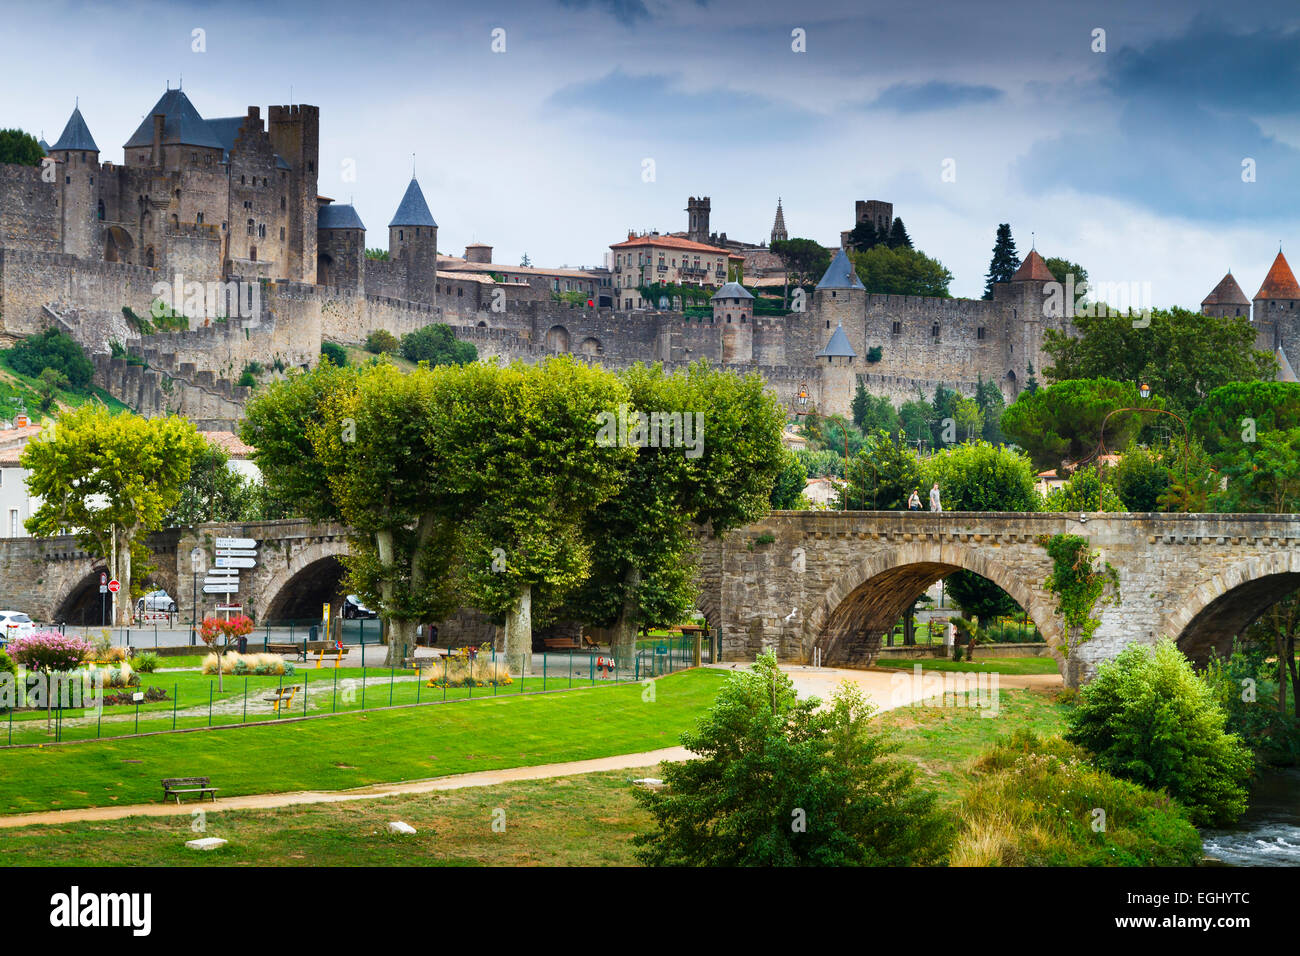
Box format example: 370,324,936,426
280,197,286,211
196,212,203,224
247,218,255,236
399,230,404,241
9,509,17,537
931,324,940,338
280,227,285,240
258,224,266,238
891,321,901,334
65,176,70,184
977,326,986,340
457,288,463,297
250,246,257,261
97,200,105,220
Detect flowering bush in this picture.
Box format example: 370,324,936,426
199,614,255,646
8,631,94,673
427,643,513,688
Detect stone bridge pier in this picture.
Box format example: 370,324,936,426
698,511,1300,687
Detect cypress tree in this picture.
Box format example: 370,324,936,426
886,217,912,249
982,223,1020,299
848,218,879,252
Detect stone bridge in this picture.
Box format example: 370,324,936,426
696,511,1300,685
1,512,1297,686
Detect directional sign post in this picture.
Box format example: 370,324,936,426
214,537,257,550
214,556,256,569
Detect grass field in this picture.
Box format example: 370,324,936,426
0,686,1071,865
872,656,1061,676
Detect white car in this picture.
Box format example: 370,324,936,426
138,591,178,614
0,610,35,645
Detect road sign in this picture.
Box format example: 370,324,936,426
204,578,238,588
214,537,256,550
215,548,257,558
98,585,107,594
216,603,243,612
214,556,256,569
205,568,240,577
107,580,120,593
203,583,240,594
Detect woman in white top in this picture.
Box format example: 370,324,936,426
929,483,943,512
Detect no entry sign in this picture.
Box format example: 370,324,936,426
107,580,120,593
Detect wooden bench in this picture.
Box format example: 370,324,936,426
543,637,582,651
266,642,300,659
312,647,345,669
582,634,600,649
263,685,300,713
161,776,219,804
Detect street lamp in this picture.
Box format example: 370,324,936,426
190,547,203,646
1139,381,1151,400
1094,387,1192,511
797,384,808,417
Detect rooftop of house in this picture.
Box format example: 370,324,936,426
610,233,732,256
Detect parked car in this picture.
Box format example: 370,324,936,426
342,595,377,619
0,610,35,645
138,590,178,614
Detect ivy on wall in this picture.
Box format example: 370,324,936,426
1038,533,1120,654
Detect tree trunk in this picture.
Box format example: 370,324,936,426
903,610,915,646
114,530,133,627
503,585,532,677
384,618,416,667
611,566,642,670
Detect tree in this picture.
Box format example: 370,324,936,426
929,384,961,446
0,129,43,167
769,448,807,509
953,397,983,441
36,368,68,412
771,238,832,295
1000,378,1153,471
399,323,478,367
199,615,253,693
847,218,879,252
562,362,786,666
1191,381,1300,456
840,430,922,510
1023,361,1040,395
852,383,900,435
164,440,261,526
6,327,94,391
1042,307,1275,417
1065,639,1253,827
919,441,1038,512
7,632,93,730
364,329,399,354
851,245,952,297
982,223,1020,299
1211,427,1300,514
632,652,950,866
1043,256,1087,290
945,574,1018,626
898,398,933,447
974,377,1006,444
23,408,207,623
885,217,912,249
1108,441,1171,512
1042,466,1126,512
320,341,348,367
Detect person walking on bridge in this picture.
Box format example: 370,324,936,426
929,482,943,513
908,489,922,511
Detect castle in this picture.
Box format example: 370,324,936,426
1,90,1289,433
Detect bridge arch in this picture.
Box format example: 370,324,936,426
258,542,351,622
52,565,111,626
1165,551,1300,665
806,539,1064,669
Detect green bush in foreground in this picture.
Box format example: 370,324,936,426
633,652,951,866
952,730,1203,866
1065,639,1253,826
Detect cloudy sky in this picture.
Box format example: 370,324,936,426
6,0,1300,305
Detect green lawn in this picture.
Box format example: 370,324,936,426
0,668,726,815
873,656,1061,676
0,685,1072,865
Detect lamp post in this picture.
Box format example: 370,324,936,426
1094,383,1192,511
190,546,203,646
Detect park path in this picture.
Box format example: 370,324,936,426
0,663,1060,830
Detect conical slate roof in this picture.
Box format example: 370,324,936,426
815,248,865,290
711,281,754,301
1278,346,1298,383
318,203,366,231
389,178,437,228
1201,272,1250,307
38,138,50,154
1254,251,1300,300
1011,249,1055,282
815,323,857,358
124,89,223,150
50,107,99,152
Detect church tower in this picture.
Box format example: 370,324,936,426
770,198,788,244
686,196,710,244
388,177,438,305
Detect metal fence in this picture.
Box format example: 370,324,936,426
1,633,712,747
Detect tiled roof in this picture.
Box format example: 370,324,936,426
125,89,224,151
1011,249,1055,282
317,203,366,230
436,257,600,280
201,431,255,459
610,234,731,255
1254,251,1300,300
389,178,437,228
815,248,865,291
50,107,99,153
1202,272,1250,306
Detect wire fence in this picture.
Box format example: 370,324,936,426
1,634,712,748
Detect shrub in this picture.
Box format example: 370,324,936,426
364,329,399,354
1203,641,1300,767
1042,466,1126,512
8,631,94,673
1065,639,1254,827
133,652,160,674
320,341,348,367
952,730,1203,866
6,328,94,391
633,652,951,866
0,650,15,711
89,662,139,688
399,324,477,367
426,644,512,688
202,652,291,676
102,686,167,706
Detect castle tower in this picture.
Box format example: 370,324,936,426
712,280,754,363
1201,272,1250,319
1252,250,1300,375
316,201,366,292
388,177,438,305
1001,248,1058,393
686,196,711,244
815,323,858,417
770,198,788,245
813,247,866,356
48,104,100,259
268,105,321,285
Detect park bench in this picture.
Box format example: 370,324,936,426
582,634,600,649
266,642,299,659
263,685,300,713
543,637,582,651
312,647,345,669
161,776,220,804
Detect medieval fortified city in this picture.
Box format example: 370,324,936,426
0,0,1295,913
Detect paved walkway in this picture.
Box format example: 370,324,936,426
0,662,1060,830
